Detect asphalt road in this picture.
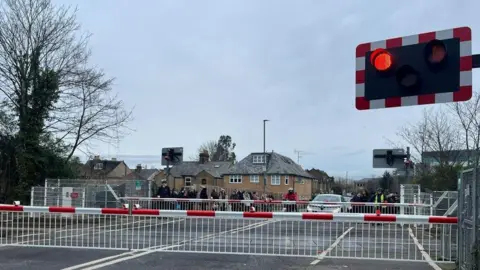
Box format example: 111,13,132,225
0,217,451,269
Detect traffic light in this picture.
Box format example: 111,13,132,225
355,27,473,110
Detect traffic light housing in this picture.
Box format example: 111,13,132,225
355,27,472,110
161,147,183,166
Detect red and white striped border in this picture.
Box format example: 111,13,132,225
0,205,457,224
355,26,472,110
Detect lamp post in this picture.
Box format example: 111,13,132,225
263,119,269,193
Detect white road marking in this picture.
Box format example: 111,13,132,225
63,219,275,270
310,226,354,265
407,227,442,270
4,219,182,246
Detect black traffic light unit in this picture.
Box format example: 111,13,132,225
161,147,183,166
355,26,473,110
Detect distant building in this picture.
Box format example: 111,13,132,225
224,152,315,199
79,156,131,179
421,150,475,167
162,150,232,189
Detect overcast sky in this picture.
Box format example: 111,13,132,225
54,0,479,179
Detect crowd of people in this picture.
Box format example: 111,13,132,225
349,188,400,214
154,180,281,211
154,180,400,214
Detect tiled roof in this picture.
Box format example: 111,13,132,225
81,160,124,177
123,169,159,180
227,152,315,178
169,161,232,178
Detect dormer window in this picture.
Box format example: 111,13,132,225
93,163,103,170
252,155,266,164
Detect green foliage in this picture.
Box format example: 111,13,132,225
206,135,236,163
380,171,392,190
414,164,461,191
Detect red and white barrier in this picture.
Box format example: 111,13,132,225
0,205,457,224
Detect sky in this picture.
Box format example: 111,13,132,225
53,0,480,179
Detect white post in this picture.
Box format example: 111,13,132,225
30,187,34,206
43,179,48,206
400,184,405,215
29,188,34,218
429,193,434,230
82,188,86,208
56,179,60,206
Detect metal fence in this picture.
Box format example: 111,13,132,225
458,168,479,269
30,179,153,208
0,205,457,262
121,197,433,215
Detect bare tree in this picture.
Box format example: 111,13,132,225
53,68,133,161
189,140,217,161
448,92,480,166
395,107,462,165
0,0,132,161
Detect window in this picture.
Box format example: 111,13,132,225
250,175,259,183
252,155,266,164
201,179,207,185
271,175,280,185
185,177,192,186
229,175,242,184
93,163,103,170
285,176,289,185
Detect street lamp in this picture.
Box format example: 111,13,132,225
263,119,269,193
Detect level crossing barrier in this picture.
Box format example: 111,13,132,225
120,197,433,215
0,204,455,263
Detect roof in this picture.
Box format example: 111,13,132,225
123,169,159,180
227,152,315,178
82,159,125,176
169,161,232,178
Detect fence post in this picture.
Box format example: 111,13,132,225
474,167,479,268
56,179,60,206
429,193,433,230
457,173,464,268
30,187,34,206
43,179,48,206
148,180,152,210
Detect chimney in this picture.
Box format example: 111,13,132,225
136,164,142,172
93,155,100,160
111,157,117,161
199,150,209,164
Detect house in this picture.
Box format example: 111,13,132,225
306,168,334,194
122,164,159,181
163,150,232,189
223,151,315,199
79,156,131,179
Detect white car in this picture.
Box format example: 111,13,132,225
307,194,349,213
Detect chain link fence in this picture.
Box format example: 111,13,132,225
30,179,153,208
458,168,479,269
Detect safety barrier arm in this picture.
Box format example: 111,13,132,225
120,197,433,207
0,205,456,224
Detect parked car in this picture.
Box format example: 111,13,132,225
307,194,349,213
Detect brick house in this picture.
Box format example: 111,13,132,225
162,151,232,189
79,156,131,179
223,152,315,200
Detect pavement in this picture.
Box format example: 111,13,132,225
0,216,453,270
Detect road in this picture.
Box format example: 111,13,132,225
0,217,450,269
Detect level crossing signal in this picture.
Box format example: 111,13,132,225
355,27,473,110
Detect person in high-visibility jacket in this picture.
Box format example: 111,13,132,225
369,188,387,212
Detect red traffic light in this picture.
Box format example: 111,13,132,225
370,48,393,71
425,40,447,65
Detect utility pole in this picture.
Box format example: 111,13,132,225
263,119,269,193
